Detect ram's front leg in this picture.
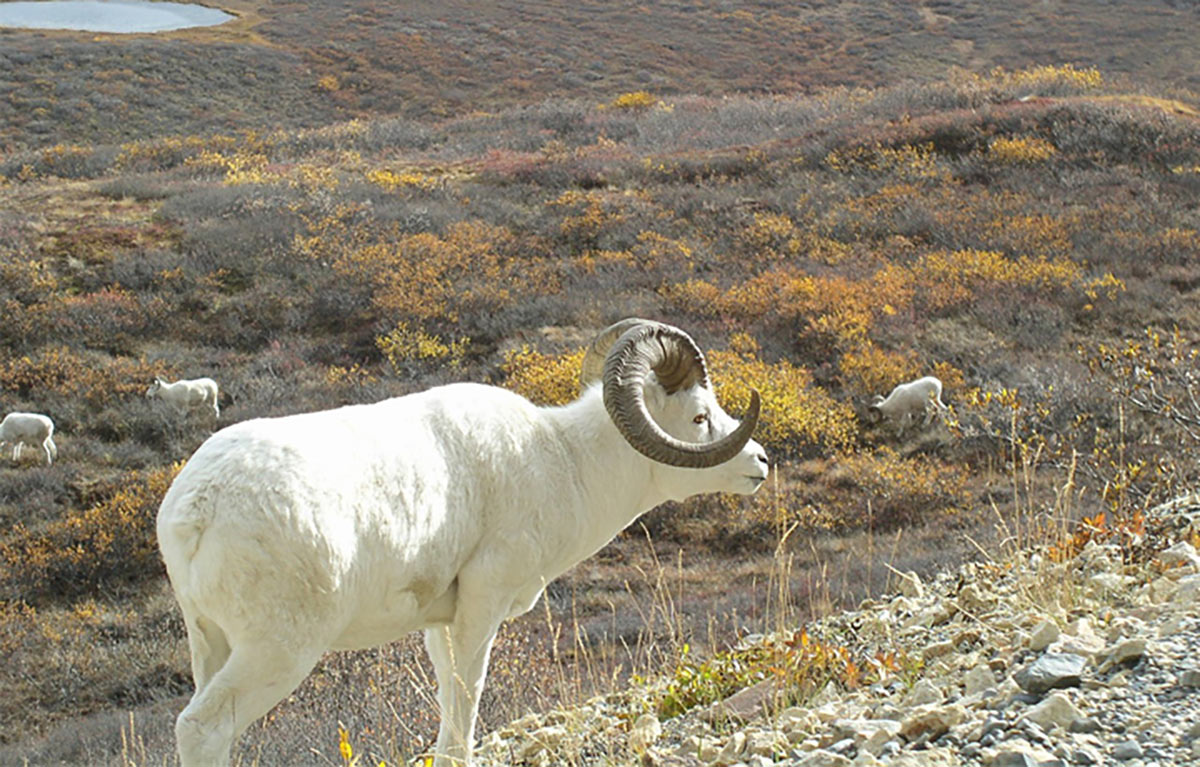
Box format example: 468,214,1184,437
424,591,506,766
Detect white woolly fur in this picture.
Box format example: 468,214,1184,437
158,376,768,766
0,411,57,465
869,375,949,437
146,377,220,418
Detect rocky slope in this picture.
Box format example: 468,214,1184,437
474,500,1200,767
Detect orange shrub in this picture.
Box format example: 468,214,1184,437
548,190,630,249
792,231,855,265
325,220,559,324
185,150,271,184
721,268,819,320
0,346,161,406
0,463,183,602
739,212,798,260
658,279,725,317
632,230,695,272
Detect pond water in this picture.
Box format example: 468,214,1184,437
0,0,233,32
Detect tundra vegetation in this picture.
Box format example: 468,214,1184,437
0,65,1199,764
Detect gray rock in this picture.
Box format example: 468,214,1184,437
1068,717,1102,734
1014,653,1087,694
1096,638,1147,673
903,678,943,707
703,679,778,724
794,750,851,767
988,746,1045,766
1029,620,1061,652
898,703,966,740
1112,739,1143,760
964,664,998,697
1023,691,1083,731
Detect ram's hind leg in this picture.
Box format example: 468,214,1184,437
174,642,321,767
184,611,232,695
425,594,506,766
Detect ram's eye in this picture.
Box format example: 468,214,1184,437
693,413,708,425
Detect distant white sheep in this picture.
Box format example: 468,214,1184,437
146,377,220,418
0,412,57,465
157,319,768,766
868,375,949,437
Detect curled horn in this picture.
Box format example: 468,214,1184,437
579,318,651,392
600,321,759,468
581,318,710,393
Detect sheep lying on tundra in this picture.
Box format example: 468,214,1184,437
146,377,220,418
868,375,949,437
157,319,769,767
0,412,57,465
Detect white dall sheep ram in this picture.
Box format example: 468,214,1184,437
146,377,220,418
0,412,57,465
158,319,769,767
868,375,949,437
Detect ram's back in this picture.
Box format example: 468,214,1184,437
156,384,549,640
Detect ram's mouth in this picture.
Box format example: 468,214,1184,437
745,474,768,484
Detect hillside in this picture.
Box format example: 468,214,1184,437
1,64,1199,765
2,0,1200,149
470,499,1200,766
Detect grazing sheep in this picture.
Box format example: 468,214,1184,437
146,377,220,418
158,319,768,767
868,375,949,437
0,412,57,465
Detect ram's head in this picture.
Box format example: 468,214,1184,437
581,318,769,494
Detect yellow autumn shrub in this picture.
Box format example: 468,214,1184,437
970,64,1103,92
366,168,440,192
501,347,587,406
839,342,920,398
707,335,855,456
988,136,1058,164
501,335,854,457
608,91,659,110
377,322,469,372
